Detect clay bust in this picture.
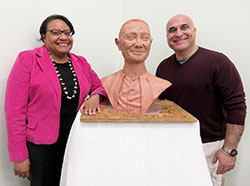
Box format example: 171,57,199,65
102,19,171,114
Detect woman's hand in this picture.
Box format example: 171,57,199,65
80,94,101,115
14,158,30,178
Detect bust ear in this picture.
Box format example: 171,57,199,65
115,38,121,50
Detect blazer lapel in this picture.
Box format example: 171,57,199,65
102,71,124,109
35,46,61,106
140,74,154,113
70,54,87,107
140,73,172,113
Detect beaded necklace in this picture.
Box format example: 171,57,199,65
50,55,78,100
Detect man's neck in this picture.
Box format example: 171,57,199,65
175,45,198,61
122,61,147,77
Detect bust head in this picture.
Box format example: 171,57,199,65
101,19,171,114
115,19,152,65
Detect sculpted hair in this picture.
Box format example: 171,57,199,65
39,14,75,42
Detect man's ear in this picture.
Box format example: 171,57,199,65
115,38,121,50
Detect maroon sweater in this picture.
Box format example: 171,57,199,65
156,47,246,143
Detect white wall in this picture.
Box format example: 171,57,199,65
1,0,249,185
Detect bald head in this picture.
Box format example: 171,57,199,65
166,14,197,60
167,14,195,34
118,19,150,38
115,18,152,65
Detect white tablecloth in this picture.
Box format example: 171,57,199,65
60,111,212,186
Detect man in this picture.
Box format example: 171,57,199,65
156,14,246,186
102,19,171,114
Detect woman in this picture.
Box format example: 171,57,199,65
5,14,106,186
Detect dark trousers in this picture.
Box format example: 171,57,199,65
27,130,70,186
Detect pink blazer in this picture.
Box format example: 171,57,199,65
5,45,106,162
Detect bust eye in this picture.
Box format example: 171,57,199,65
126,34,136,40
141,35,150,41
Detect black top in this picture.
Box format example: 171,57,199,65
53,62,80,135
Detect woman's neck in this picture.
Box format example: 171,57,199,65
47,50,69,63
52,56,69,63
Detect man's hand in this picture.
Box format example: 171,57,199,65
212,149,236,174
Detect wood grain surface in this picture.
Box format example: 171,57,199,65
80,100,197,123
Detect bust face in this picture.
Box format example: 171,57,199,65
116,20,152,64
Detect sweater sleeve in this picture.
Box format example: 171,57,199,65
213,53,246,125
